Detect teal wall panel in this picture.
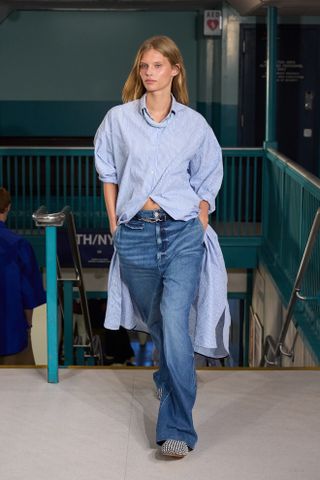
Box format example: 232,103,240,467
0,10,198,137
1,101,226,138
0,10,197,102
0,101,117,136
0,100,233,140
220,104,239,146
197,101,221,140
1,6,320,142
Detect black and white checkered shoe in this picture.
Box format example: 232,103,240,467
160,440,188,458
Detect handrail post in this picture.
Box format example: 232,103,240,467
46,226,59,383
33,206,66,383
264,6,278,149
33,205,97,379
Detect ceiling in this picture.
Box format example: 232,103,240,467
1,0,320,17
227,0,320,16
0,0,219,12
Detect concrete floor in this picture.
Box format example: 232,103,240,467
1,368,320,480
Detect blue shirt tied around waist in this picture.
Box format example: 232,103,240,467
94,94,231,358
0,221,46,355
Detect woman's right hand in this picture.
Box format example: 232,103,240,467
111,224,118,237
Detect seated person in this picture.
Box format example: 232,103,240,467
0,188,46,365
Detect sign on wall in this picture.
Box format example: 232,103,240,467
58,229,114,268
203,10,222,37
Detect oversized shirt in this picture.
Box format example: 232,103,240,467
0,222,46,355
94,94,231,358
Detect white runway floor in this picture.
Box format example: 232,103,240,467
1,367,320,480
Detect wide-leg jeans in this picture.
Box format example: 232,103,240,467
114,209,205,449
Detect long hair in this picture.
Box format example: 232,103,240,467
122,35,189,105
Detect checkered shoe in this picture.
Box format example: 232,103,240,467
161,440,189,458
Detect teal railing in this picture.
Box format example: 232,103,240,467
0,148,103,231
216,149,263,236
263,148,320,349
0,147,264,237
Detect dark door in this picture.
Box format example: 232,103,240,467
239,24,320,176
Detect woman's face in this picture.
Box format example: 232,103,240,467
139,48,179,95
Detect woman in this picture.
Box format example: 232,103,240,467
94,36,230,458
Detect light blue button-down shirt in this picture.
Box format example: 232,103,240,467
94,95,231,359
94,94,223,223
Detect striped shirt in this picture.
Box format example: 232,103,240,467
94,94,223,223
94,95,231,359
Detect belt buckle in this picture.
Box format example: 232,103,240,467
154,211,166,222
137,211,165,223
137,217,157,223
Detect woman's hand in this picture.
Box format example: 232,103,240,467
103,183,118,237
110,223,118,237
198,200,209,231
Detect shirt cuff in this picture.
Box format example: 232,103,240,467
198,191,216,214
99,173,118,184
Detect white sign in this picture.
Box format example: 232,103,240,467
204,10,222,37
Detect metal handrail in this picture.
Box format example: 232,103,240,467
33,205,95,356
266,148,320,192
61,206,94,352
261,208,320,366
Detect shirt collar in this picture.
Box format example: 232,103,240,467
139,93,183,117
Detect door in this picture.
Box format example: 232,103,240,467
239,24,320,176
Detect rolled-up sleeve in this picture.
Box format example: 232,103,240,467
94,112,118,184
189,124,223,214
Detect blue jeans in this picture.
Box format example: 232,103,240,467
114,209,205,449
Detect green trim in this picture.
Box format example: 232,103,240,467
265,6,278,144
223,148,264,157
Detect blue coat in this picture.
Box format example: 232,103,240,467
0,221,46,355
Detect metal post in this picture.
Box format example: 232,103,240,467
46,226,59,383
243,270,253,367
265,6,278,148
45,156,51,212
63,280,74,366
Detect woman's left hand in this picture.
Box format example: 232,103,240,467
198,200,209,231
198,212,208,231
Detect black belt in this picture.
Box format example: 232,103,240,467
135,211,172,223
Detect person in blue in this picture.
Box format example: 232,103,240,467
0,187,46,365
94,36,231,458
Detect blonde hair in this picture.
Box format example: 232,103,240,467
122,35,189,105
